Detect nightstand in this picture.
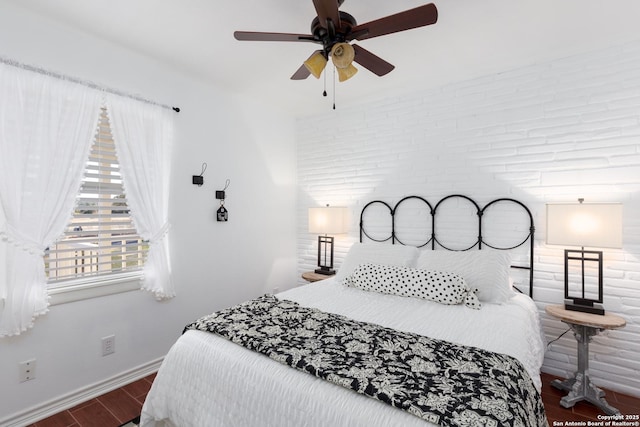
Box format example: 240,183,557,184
301,271,331,282
545,304,626,415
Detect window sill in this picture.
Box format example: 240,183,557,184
48,272,143,306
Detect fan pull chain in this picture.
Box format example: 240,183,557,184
323,69,327,97
332,66,336,110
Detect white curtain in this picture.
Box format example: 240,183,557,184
106,95,174,299
0,63,101,337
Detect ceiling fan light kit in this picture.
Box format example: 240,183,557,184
233,1,438,83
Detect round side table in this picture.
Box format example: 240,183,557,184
545,304,626,415
301,271,331,283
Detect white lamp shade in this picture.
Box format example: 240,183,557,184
308,207,348,235
546,203,622,248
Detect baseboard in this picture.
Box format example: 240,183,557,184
0,357,163,427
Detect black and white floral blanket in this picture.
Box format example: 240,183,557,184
184,295,548,427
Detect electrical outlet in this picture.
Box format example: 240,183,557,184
102,335,115,356
19,359,36,382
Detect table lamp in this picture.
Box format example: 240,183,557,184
546,200,622,315
308,206,348,275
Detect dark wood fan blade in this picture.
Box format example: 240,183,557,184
291,64,311,80
234,31,316,42
347,3,438,41
352,45,395,76
313,0,341,30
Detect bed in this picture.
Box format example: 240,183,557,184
140,195,548,427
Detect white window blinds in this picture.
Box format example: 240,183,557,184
44,108,148,283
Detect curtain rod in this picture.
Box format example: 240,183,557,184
0,56,180,113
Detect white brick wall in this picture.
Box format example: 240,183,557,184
296,40,640,398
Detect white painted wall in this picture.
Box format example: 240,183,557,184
0,2,297,422
296,40,640,398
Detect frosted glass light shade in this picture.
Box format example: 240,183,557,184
330,43,355,69
330,43,357,82
546,203,622,248
336,64,358,82
303,51,327,79
308,207,348,235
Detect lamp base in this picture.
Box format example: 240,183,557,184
565,302,605,316
315,267,336,276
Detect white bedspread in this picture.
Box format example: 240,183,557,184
141,279,545,427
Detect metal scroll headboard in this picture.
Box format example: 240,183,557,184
359,194,536,298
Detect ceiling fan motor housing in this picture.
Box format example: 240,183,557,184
310,11,357,55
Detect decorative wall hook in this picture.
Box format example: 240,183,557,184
192,162,207,186
216,201,228,222
216,179,230,222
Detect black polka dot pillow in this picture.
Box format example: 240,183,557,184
344,263,482,309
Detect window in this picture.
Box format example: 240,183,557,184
44,108,148,285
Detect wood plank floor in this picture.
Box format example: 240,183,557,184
29,371,640,426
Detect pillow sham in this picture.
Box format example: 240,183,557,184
344,263,481,309
335,243,419,284
415,250,512,303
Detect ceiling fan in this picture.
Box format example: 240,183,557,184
233,0,438,82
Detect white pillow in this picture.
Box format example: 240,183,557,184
345,263,482,309
415,250,512,303
335,243,419,284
